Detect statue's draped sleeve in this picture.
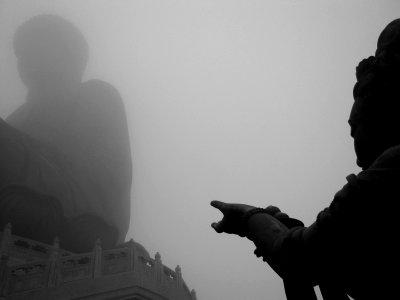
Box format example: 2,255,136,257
61,80,132,242
268,146,400,298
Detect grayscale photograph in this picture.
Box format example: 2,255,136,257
0,1,399,299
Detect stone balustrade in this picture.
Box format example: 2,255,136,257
0,225,196,300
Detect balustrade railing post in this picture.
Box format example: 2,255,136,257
0,224,12,297
191,289,197,300
127,238,135,272
0,223,12,258
93,239,102,278
48,237,60,287
155,252,163,284
175,265,183,288
0,252,9,297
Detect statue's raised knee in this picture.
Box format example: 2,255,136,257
0,184,64,244
0,184,119,253
0,138,28,188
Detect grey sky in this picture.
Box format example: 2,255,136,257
1,1,399,299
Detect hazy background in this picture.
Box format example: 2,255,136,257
0,1,399,299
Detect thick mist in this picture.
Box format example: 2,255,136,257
1,1,399,299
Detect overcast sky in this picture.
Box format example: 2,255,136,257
1,1,399,299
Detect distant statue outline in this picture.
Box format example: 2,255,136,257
0,14,132,253
211,19,400,300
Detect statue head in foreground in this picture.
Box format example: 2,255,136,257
350,19,400,169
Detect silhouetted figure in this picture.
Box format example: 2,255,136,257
0,15,132,253
211,19,400,300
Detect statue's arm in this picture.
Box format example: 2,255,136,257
62,80,132,182
246,173,367,285
65,80,132,239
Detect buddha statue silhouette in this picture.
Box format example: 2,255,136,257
0,15,132,253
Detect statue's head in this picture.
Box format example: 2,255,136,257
350,19,400,169
13,15,88,95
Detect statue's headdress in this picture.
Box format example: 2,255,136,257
354,19,400,117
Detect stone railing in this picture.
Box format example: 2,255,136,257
3,259,50,295
0,225,197,300
0,224,73,265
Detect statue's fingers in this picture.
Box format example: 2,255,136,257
210,200,227,212
264,205,281,215
274,212,289,219
254,248,262,257
211,220,225,233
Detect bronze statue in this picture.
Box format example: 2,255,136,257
0,15,132,253
211,19,400,300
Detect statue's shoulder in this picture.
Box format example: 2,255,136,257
371,145,400,169
78,79,124,109
74,80,127,126
80,79,120,95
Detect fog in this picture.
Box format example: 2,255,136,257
0,1,399,299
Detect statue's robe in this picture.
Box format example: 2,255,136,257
0,80,132,250
270,145,400,299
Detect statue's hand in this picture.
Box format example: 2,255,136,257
210,200,256,237
264,205,304,228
